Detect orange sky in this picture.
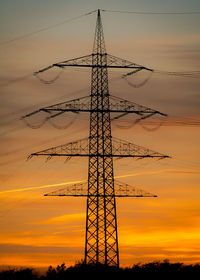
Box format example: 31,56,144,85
0,1,200,270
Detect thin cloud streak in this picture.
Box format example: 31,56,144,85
0,180,86,195
0,169,198,195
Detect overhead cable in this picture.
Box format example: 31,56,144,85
0,10,97,46
101,9,200,15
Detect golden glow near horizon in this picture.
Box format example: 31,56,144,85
0,165,200,267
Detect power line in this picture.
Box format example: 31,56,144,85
1,8,199,47
154,70,200,79
122,69,200,81
0,10,97,46
101,9,200,15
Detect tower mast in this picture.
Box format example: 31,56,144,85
86,9,119,265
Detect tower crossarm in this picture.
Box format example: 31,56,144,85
109,95,167,118
21,94,167,122
112,137,169,159
34,54,152,76
28,137,169,160
114,180,157,197
34,54,93,75
106,54,153,71
29,137,89,159
44,180,157,198
21,96,91,121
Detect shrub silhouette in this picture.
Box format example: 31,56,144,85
0,268,37,280
0,260,200,279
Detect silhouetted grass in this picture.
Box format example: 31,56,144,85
0,260,200,279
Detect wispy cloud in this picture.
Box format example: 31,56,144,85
34,213,85,225
1,169,199,195
0,180,86,195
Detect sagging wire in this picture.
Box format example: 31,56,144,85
34,68,64,84
121,67,154,88
122,70,153,88
22,108,78,130
140,120,165,132
114,120,164,132
113,115,151,129
122,68,200,90
113,121,135,130
21,108,55,129
113,110,167,132
114,114,200,131
22,115,47,129
48,113,78,130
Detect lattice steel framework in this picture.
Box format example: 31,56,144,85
23,9,169,267
86,11,119,265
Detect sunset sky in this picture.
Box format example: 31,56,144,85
0,0,200,270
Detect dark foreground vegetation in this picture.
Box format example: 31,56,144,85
0,260,200,279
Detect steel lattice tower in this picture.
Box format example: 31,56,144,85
86,10,119,265
22,9,169,267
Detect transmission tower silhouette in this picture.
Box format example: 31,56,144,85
22,9,169,267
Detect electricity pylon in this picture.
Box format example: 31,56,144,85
22,9,169,266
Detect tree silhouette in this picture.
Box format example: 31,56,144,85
0,260,200,279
